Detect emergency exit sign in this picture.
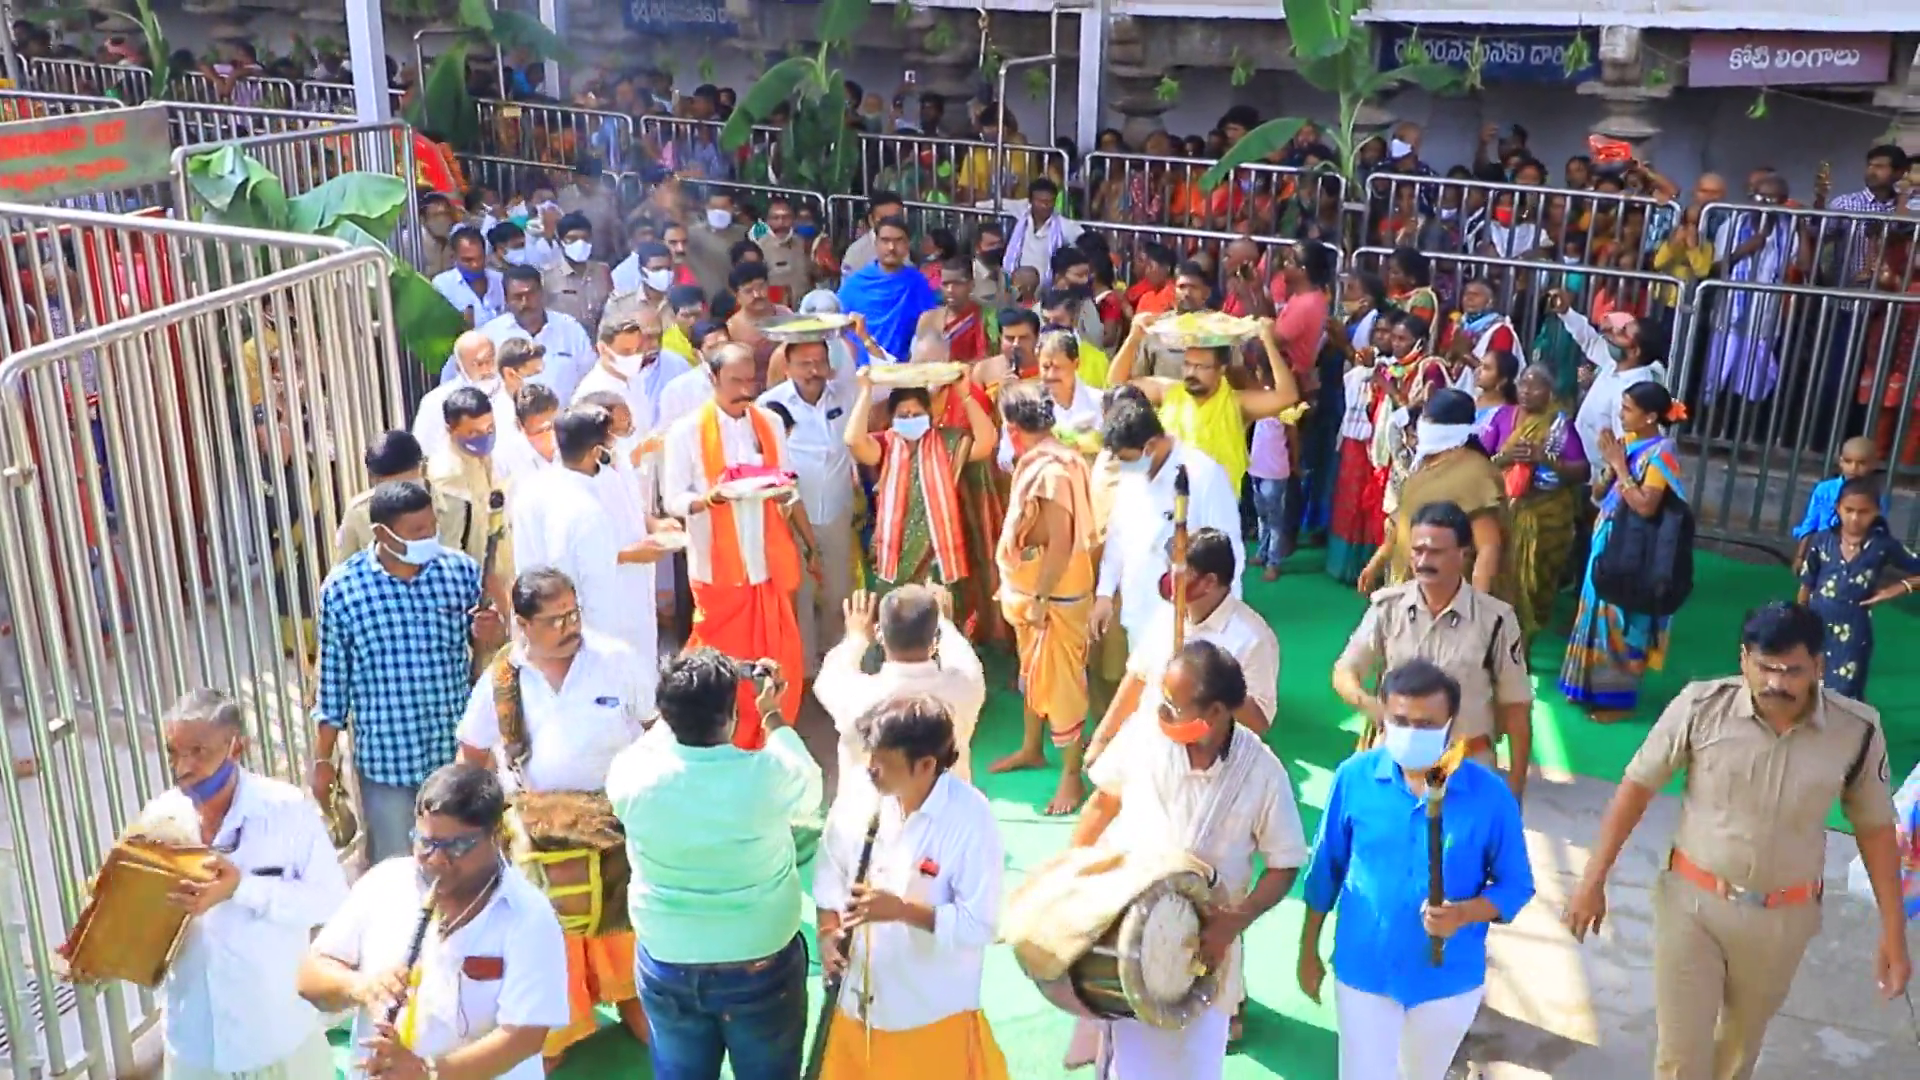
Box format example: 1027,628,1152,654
0,103,170,203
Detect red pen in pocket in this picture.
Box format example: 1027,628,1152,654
917,858,939,878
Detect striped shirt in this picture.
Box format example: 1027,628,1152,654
1825,188,1920,283
313,548,481,787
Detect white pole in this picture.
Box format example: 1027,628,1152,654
346,0,394,125
1076,0,1106,151
539,0,562,99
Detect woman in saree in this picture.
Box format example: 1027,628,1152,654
1360,389,1510,602
1326,276,1393,583
1384,245,1439,326
845,371,998,596
1471,347,1520,436
1484,363,1589,648
1559,381,1687,722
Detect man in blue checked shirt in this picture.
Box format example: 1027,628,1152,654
1299,658,1533,1080
310,480,506,863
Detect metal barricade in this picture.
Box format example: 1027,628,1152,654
825,193,1009,256
1082,151,1349,238
637,115,779,179
455,153,555,205
167,71,228,106
475,99,636,172
0,202,401,1080
23,59,151,104
1672,277,1920,551
1358,174,1664,267
296,81,407,116
1347,245,1685,355
1089,220,1344,293
164,101,347,153
230,76,301,112
859,131,1070,208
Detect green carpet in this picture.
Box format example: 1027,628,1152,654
331,550,1920,1080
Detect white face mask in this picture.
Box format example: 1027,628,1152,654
563,239,592,263
503,247,532,266
376,525,444,567
506,201,529,220
612,431,644,466
609,349,645,377
642,267,672,292
706,209,733,230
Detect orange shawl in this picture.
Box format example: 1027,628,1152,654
873,428,968,583
696,402,801,593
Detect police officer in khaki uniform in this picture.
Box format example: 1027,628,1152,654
334,430,485,565
1333,499,1533,802
1563,602,1910,1080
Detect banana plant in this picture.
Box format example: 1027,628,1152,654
21,0,176,101
407,0,570,149
720,0,874,199
1200,0,1461,191
183,146,470,373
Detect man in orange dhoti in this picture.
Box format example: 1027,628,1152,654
661,344,816,747
989,381,1097,815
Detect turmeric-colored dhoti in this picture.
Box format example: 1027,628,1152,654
1002,590,1094,746
819,1008,1010,1080
688,578,804,750
543,930,639,1058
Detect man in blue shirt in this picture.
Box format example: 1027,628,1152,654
1299,658,1534,1080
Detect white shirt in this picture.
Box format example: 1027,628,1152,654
480,311,596,404
812,772,1003,1032
759,379,856,525
510,467,626,639
1014,212,1085,279
151,773,349,1074
495,423,556,490
660,405,792,585
1087,722,1308,1011
997,379,1100,472
1558,310,1669,461
575,350,695,438
412,376,516,462
1125,594,1281,724
432,266,506,325
588,456,662,662
1096,441,1244,642
312,857,569,1080
654,364,716,434
815,620,984,803
457,631,652,792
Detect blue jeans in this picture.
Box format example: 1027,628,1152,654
637,932,809,1080
1250,477,1293,564
360,780,417,864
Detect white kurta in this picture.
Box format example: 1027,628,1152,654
659,405,792,586
509,466,627,646
813,620,985,803
1095,441,1244,643
456,630,652,791
412,378,516,462
589,456,661,666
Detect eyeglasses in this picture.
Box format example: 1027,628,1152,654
411,829,487,859
529,608,583,630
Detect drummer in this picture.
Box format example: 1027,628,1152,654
1072,641,1309,1068
454,568,652,1065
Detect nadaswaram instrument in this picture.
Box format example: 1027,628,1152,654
1169,464,1191,651
803,810,881,1080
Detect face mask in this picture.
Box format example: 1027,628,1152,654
1117,453,1153,475
1156,572,1208,604
457,432,496,457
563,239,592,263
181,747,238,804
610,349,645,377
706,209,733,230
1607,340,1627,362
979,248,1005,268
893,415,931,441
458,264,487,283
426,219,453,239
1492,207,1514,227
642,267,672,292
378,525,444,566
503,247,532,266
612,432,643,465
796,223,819,240
1383,721,1452,771
1438,207,1459,221
1159,711,1211,745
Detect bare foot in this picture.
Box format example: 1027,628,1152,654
1262,565,1280,582
1589,710,1634,725
1043,771,1087,816
617,997,649,1044
543,1054,563,1074
989,748,1048,774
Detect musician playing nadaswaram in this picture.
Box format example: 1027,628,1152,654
454,568,653,1065
148,689,349,1080
1072,641,1309,1073
299,763,568,1080
813,695,1011,1080
1299,658,1534,1080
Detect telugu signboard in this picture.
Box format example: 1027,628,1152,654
624,0,739,36
1377,28,1600,84
1688,32,1891,87
0,103,170,203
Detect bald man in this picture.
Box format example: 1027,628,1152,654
660,344,814,747
413,332,513,461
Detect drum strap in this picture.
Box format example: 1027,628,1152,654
1184,726,1254,859
491,652,533,777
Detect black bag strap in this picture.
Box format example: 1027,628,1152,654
1844,716,1878,791
1483,614,1504,680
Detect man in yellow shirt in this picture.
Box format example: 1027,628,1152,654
957,109,1043,205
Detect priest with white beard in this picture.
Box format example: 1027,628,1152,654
412,331,515,461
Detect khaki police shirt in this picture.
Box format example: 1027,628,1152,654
427,448,513,575
758,231,816,303
541,259,615,339
1335,581,1532,747
332,483,486,568
1624,677,1895,894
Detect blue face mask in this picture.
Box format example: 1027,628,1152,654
1383,722,1452,771
893,415,931,441
795,223,819,240
458,432,497,457
182,750,237,804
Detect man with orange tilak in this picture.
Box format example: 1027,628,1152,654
989,380,1098,815
661,342,816,747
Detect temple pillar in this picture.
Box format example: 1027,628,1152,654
1576,27,1670,152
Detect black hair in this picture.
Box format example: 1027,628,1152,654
1409,499,1473,550
999,379,1056,435
855,695,960,772
368,480,433,528
887,386,933,415
1170,640,1248,713
556,211,592,239
692,319,727,347
1740,602,1825,658
868,190,904,215
1388,246,1431,287
709,291,739,321
873,214,911,239
656,648,741,746
1299,239,1336,291
635,241,671,265
728,261,769,291
1379,657,1463,719
1101,397,1165,454
502,263,543,290
555,405,612,463
498,338,544,372
1029,176,1060,199
997,307,1041,336
415,763,507,831
1623,381,1678,428
450,226,486,253
877,584,942,654
1140,242,1177,272
927,228,959,262
443,387,493,428
1175,259,1211,284
728,238,764,267
511,567,575,619
1039,286,1082,313
1103,383,1150,413
667,284,707,312
1866,143,1910,173
1347,270,1389,312
486,221,524,249
1484,349,1521,404
1397,312,1432,346
514,382,560,424
365,429,424,479
1219,104,1260,131
1837,476,1885,507
1185,526,1238,586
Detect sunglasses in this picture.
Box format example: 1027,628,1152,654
411,829,487,859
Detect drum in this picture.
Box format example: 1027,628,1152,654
1016,866,1220,1030
508,791,629,937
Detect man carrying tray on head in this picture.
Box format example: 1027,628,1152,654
1068,641,1308,1073
455,568,653,1066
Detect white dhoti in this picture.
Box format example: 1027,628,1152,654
1333,980,1483,1080
164,1025,334,1080
1107,1009,1231,1080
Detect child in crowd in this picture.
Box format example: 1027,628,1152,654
1247,416,1296,581
1795,477,1920,701
1793,436,1883,570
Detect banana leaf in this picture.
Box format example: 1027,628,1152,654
1198,118,1307,192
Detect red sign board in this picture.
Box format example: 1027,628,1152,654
1688,33,1892,88
0,103,170,203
